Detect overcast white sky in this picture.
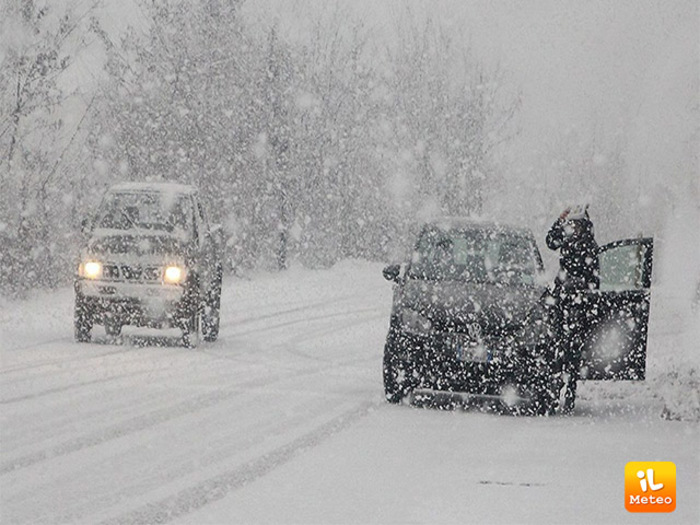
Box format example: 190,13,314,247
245,0,697,179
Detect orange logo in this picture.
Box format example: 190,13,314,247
625,462,676,513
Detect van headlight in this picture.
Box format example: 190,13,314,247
401,308,432,336
80,261,103,279
163,265,186,284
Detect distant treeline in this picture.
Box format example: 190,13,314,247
0,0,518,295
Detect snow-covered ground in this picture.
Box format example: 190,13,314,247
1,260,698,524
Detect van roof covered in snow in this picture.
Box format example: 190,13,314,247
424,217,534,237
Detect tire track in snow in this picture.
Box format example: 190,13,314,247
0,389,238,475
282,309,386,363
199,306,385,367
0,352,374,475
101,400,381,525
231,306,382,339
39,394,368,525
0,341,186,391
0,345,142,376
0,370,155,405
1,336,73,356
224,292,362,328
1,286,384,475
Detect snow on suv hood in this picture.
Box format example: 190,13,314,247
88,230,189,258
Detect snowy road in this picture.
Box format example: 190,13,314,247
1,261,698,524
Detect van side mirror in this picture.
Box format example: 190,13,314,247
383,264,401,283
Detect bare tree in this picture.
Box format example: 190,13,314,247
385,15,520,220
0,1,99,293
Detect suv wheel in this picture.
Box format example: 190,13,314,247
202,265,222,342
104,318,122,337
181,277,202,349
74,294,93,343
182,305,200,348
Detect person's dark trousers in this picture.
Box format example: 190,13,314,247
552,286,586,412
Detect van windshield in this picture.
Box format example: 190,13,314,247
407,228,539,285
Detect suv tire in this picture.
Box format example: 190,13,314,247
105,318,122,337
74,295,93,343
202,265,222,342
182,304,200,349
182,280,201,349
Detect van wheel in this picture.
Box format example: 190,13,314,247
560,370,578,414
383,341,414,404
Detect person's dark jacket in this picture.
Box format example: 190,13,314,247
546,217,600,292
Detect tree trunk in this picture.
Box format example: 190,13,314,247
5,71,23,177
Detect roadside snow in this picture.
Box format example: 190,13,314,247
652,292,700,422
649,203,700,422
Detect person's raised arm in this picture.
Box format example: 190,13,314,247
546,208,569,250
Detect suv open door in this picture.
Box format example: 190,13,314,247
581,238,654,380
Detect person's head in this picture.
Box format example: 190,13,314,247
562,204,592,238
566,204,589,221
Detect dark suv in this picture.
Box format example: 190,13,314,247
382,218,653,414
74,182,223,347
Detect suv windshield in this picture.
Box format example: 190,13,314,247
95,191,194,238
407,227,539,285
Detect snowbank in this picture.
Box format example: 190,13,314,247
647,202,700,422
651,300,700,422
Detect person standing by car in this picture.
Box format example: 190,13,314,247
546,205,600,413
